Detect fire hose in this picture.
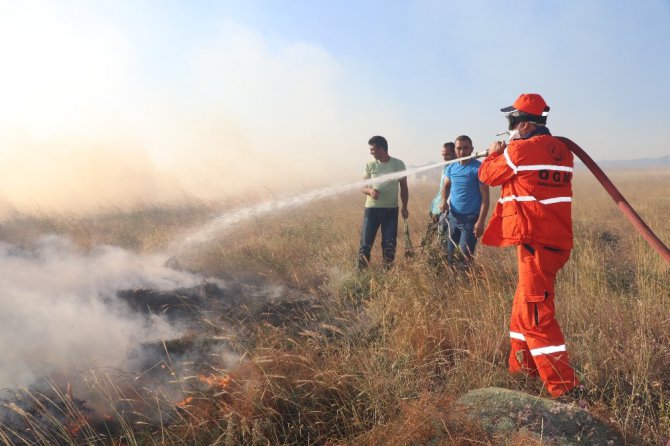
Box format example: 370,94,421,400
558,137,670,265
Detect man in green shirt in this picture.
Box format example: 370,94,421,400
358,135,409,269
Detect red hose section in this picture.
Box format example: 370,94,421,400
557,136,670,265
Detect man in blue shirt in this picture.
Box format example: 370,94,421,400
439,135,490,265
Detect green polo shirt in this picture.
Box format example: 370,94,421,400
363,157,406,208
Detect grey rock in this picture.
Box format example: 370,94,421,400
457,387,624,445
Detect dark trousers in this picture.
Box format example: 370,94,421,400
358,207,399,268
444,210,479,263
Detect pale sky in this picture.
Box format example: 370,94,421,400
0,0,668,212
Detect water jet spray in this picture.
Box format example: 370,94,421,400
170,150,489,255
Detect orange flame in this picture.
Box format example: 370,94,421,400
175,374,231,408
66,414,88,437
197,374,231,389
176,396,193,408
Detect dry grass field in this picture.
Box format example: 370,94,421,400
0,168,668,445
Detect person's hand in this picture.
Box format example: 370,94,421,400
474,220,485,238
487,140,506,156
369,188,379,199
439,201,449,213
401,207,409,219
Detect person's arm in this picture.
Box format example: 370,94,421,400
474,183,490,238
399,177,409,219
362,184,379,199
478,141,516,186
361,165,379,199
439,177,451,213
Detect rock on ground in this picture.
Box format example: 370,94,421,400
456,387,624,446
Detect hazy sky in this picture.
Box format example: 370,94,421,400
1,0,668,212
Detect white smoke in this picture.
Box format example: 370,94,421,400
0,8,408,217
0,236,205,389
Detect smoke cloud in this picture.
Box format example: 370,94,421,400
0,7,407,218
0,236,205,389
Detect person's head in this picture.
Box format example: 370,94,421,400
454,135,473,162
368,135,389,160
441,142,455,161
501,93,549,139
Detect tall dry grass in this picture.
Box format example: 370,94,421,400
0,169,668,445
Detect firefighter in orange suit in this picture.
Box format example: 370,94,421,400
478,93,578,398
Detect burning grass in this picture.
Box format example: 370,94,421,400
0,169,669,445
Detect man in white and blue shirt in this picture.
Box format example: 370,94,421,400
423,142,455,249
430,142,456,218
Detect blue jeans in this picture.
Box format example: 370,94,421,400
358,207,399,268
444,211,479,263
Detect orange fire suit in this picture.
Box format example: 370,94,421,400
478,130,578,397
